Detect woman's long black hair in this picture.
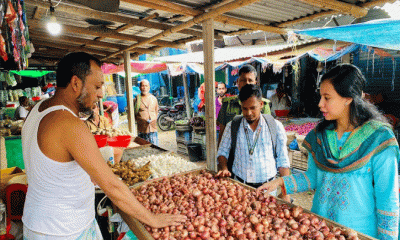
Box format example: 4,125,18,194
316,63,387,132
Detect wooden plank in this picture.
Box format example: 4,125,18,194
28,19,185,49
296,0,368,18
124,51,136,136
203,18,217,172
216,15,285,34
279,0,396,27
32,40,110,56
32,6,46,19
29,31,157,56
25,0,203,37
182,73,191,121
103,0,262,60
29,31,123,50
127,0,285,34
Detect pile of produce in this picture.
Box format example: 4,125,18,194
107,161,151,186
190,116,206,128
133,171,359,240
130,153,202,179
285,122,318,136
175,120,190,126
92,128,131,137
123,147,166,160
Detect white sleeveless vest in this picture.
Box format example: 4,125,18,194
21,100,95,236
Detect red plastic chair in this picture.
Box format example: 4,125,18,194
1,184,28,240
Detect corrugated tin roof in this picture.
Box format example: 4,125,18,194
154,38,322,63
22,0,392,65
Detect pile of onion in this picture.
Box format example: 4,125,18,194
285,122,318,136
131,170,359,240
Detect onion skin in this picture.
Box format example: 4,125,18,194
132,172,360,239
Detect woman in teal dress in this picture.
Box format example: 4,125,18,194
257,64,399,239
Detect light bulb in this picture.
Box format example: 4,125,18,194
47,15,61,36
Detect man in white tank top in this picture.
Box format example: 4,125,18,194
22,52,186,239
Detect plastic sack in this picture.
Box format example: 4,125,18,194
5,72,17,87
99,146,114,164
289,138,300,151
0,34,8,61
119,231,138,240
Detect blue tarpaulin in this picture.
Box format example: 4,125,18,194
296,19,400,51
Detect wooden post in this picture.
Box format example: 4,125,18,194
203,18,217,171
169,74,173,106
182,73,191,119
124,51,136,135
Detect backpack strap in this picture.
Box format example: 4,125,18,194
227,114,278,172
263,114,278,160
227,115,243,173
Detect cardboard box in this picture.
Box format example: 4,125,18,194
0,167,27,201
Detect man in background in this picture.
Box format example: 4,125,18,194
270,82,291,117
216,84,291,201
217,64,271,145
216,82,227,139
14,96,31,120
134,79,159,145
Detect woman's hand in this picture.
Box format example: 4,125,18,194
256,178,283,196
150,213,187,228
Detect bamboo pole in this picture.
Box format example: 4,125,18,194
28,19,184,49
124,51,136,135
103,0,263,60
296,0,368,18
126,0,285,34
25,0,203,37
279,0,395,27
32,40,111,56
182,73,192,120
203,18,217,172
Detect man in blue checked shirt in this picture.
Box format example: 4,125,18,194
216,84,291,202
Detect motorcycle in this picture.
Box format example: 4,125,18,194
157,102,187,131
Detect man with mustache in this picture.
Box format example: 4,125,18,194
216,84,291,201
21,52,186,239
217,64,271,146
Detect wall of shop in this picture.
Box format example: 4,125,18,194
353,49,400,117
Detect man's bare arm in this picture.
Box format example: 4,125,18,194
64,116,186,228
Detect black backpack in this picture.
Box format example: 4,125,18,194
227,114,278,173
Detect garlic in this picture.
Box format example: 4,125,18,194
129,153,202,179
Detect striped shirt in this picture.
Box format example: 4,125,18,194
217,116,290,183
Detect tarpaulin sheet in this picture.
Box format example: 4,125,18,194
101,61,167,75
307,44,359,62
10,70,53,78
295,19,400,51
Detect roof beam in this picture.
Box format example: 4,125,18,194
295,0,368,18
124,0,285,34
29,31,123,50
28,19,185,49
104,0,265,60
278,0,396,27
28,31,162,57
32,6,46,19
32,47,120,63
32,40,112,56
24,0,206,38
